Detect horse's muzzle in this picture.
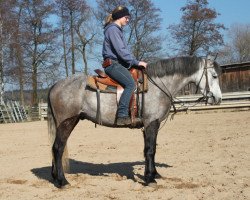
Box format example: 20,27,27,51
207,92,222,105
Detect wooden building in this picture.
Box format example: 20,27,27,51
219,62,250,93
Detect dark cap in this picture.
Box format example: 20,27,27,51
112,7,130,20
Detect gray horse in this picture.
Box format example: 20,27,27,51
48,56,222,187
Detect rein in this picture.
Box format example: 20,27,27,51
143,69,177,127
143,69,177,113
194,58,212,105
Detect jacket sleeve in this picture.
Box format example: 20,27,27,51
107,27,139,68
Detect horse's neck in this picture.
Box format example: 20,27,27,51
149,74,193,97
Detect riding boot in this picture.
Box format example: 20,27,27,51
117,116,131,125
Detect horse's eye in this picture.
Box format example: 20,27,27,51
212,73,218,79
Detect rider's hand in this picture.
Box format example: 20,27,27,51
138,61,147,69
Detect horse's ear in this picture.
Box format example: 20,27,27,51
205,55,210,61
214,53,218,61
206,53,218,61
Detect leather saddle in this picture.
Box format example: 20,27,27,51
87,68,148,127
87,68,148,93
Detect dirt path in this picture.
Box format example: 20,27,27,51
0,111,249,200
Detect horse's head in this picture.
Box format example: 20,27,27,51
195,58,222,105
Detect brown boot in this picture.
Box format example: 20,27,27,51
117,116,131,125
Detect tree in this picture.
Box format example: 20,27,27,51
96,0,163,61
10,0,26,105
75,9,97,75
229,23,250,62
56,0,70,77
21,0,57,106
168,0,225,56
219,23,250,64
0,1,5,103
0,0,16,103
74,3,98,75
56,0,94,75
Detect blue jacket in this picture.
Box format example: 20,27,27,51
102,23,139,68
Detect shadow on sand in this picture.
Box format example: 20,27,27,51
31,159,171,184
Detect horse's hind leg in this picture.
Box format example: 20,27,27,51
52,116,79,187
143,119,160,185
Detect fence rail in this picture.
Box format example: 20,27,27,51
0,101,28,123
172,91,250,112
1,92,249,123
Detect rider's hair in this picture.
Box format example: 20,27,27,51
104,6,129,27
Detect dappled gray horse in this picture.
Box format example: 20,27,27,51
48,56,222,187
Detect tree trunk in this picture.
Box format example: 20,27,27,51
0,18,4,104
16,7,25,105
32,60,38,106
82,46,88,75
32,25,38,106
16,46,25,105
70,10,75,74
61,8,69,77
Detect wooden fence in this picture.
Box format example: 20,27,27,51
39,91,250,120
0,101,28,123
172,91,250,112
1,92,249,123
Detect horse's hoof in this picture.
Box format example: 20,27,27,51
55,179,70,188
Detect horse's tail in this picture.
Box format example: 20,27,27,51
47,88,69,172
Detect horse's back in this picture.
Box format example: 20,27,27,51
48,74,88,124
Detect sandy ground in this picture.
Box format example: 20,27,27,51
0,110,249,200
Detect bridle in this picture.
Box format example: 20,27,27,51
195,59,216,105
143,58,216,118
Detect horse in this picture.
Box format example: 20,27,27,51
47,56,222,187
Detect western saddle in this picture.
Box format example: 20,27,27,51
87,68,148,126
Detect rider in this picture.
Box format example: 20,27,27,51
102,6,147,125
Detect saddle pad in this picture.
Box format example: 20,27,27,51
87,75,148,93
87,76,116,93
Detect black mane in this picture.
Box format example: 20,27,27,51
146,56,204,77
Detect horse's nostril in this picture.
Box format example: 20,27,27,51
218,98,222,104
216,97,222,105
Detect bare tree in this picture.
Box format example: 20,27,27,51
56,0,91,75
21,0,57,106
0,5,4,103
230,23,250,62
96,0,163,61
55,0,70,77
11,0,26,105
168,0,225,56
75,6,98,75
218,23,250,64
0,0,16,103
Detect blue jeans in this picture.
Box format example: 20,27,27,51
104,62,135,118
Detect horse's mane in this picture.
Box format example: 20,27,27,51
147,56,204,77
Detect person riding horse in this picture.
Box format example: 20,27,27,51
102,6,147,125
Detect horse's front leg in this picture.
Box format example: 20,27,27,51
143,119,160,185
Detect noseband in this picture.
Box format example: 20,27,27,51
195,59,215,105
